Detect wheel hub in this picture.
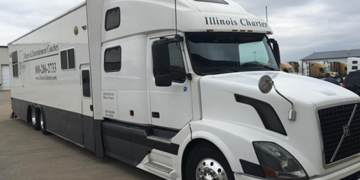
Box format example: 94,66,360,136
196,158,228,180
40,115,44,129
31,110,36,125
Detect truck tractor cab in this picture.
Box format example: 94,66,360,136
281,62,298,74
310,62,338,79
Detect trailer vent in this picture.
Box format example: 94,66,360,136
318,103,360,164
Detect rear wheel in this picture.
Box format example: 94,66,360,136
185,142,235,180
39,109,50,135
32,108,40,130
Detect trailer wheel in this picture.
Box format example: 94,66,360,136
336,76,343,83
185,141,234,180
39,110,50,135
32,108,40,130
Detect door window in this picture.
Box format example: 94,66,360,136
12,51,18,77
168,42,186,83
82,70,91,97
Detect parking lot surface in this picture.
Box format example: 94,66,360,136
0,91,161,180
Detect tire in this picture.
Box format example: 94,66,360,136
185,141,235,180
336,76,343,83
39,109,50,135
32,108,41,130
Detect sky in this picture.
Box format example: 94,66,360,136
0,0,359,61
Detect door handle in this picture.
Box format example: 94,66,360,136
152,112,160,118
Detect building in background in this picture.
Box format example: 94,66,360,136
0,46,10,90
299,49,360,77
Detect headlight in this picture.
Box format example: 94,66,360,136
253,142,308,180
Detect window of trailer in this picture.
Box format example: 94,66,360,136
12,51,18,78
82,70,91,97
104,46,121,72
105,7,120,31
61,49,76,70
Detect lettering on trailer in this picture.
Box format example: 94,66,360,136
23,44,59,60
103,92,118,118
35,62,57,80
205,17,268,28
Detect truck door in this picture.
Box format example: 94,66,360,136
81,64,93,117
149,38,193,129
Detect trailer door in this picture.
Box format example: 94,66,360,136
149,38,193,129
81,64,93,117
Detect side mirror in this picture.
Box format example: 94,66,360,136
152,36,183,87
269,39,281,66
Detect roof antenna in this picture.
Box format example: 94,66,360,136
266,6,268,23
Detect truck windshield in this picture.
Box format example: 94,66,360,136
325,68,331,72
186,32,279,75
289,68,295,72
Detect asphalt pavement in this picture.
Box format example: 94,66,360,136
0,91,162,180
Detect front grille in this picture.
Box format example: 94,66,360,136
318,103,360,164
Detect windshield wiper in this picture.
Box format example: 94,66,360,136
203,67,239,73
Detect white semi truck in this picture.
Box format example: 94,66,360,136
8,0,360,179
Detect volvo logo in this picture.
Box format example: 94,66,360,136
343,125,350,137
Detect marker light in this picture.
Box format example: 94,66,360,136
253,142,308,180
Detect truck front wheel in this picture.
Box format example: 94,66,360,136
185,141,235,180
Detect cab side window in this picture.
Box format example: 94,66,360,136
105,7,120,31
168,42,186,83
104,46,121,72
320,68,324,73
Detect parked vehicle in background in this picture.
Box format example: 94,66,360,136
330,61,347,82
309,62,341,80
348,57,360,74
280,62,298,74
342,70,360,96
288,61,299,73
7,0,360,180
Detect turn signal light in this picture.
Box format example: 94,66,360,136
341,84,346,87
262,166,278,178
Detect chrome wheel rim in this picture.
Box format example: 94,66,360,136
196,158,228,180
40,114,44,130
31,109,36,125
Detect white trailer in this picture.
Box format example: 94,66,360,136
8,0,360,180
348,57,360,74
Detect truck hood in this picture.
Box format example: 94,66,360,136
199,71,360,176
202,71,359,107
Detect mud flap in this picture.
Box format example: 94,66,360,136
9,112,17,119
